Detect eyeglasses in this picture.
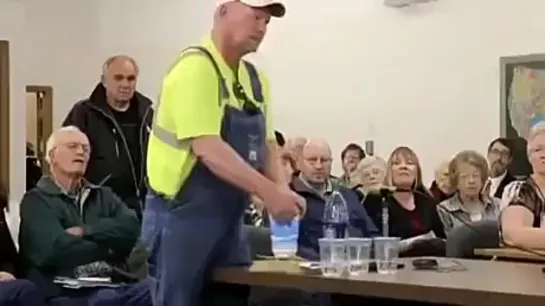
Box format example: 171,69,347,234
458,173,481,181
59,142,91,154
304,157,333,165
489,149,510,157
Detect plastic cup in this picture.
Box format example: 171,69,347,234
318,238,347,277
269,216,299,258
373,237,400,275
346,238,373,276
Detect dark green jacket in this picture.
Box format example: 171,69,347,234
19,176,140,296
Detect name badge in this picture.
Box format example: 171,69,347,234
249,150,257,161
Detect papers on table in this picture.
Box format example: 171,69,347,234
53,276,122,289
399,231,437,253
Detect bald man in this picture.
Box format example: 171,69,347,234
291,139,378,260
63,55,154,219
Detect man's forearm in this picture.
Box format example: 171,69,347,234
192,136,275,197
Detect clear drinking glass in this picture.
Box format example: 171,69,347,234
346,238,373,276
318,238,347,277
373,237,400,275
269,216,299,258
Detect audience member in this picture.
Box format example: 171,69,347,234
429,159,454,203
363,146,446,256
501,128,545,250
291,139,378,261
349,155,387,201
484,138,516,199
0,189,47,306
437,151,500,233
338,143,365,187
19,126,149,305
62,55,153,219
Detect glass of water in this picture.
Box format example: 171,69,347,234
318,238,347,277
268,216,299,259
373,237,400,275
346,238,372,276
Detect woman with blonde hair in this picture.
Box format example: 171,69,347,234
350,156,387,201
363,147,445,255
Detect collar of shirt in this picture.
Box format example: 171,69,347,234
297,173,333,197
442,192,496,213
489,171,507,196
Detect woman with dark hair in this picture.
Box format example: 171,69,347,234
0,189,47,306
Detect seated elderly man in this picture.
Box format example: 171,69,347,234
19,126,149,306
291,139,378,260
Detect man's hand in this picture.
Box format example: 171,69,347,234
260,185,306,222
66,226,85,237
0,271,15,281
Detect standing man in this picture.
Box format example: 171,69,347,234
143,1,304,305
63,55,153,219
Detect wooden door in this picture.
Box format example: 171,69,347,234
26,86,53,172
0,41,10,197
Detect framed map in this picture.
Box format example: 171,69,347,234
500,54,545,176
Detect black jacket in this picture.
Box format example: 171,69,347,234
62,84,153,210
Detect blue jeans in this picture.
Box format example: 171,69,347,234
0,279,46,306
142,194,249,306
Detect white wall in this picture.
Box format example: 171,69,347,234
22,0,102,125
1,0,26,216
96,0,545,182
8,0,545,189
1,0,26,238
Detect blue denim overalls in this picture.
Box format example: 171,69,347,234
141,46,267,306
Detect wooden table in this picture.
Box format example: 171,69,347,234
474,248,545,262
214,258,545,305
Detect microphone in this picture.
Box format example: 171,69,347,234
366,186,412,198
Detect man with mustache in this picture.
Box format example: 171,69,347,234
485,138,516,199
63,55,154,220
143,1,305,305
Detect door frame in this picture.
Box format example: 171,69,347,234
26,85,53,169
0,41,10,197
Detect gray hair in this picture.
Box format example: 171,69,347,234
528,124,545,155
45,126,81,163
350,156,387,187
101,55,139,77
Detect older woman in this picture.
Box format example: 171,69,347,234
501,127,545,250
437,151,500,233
429,159,455,203
363,146,445,243
350,156,387,201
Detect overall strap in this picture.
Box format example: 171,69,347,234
151,46,228,150
243,61,264,103
178,46,229,102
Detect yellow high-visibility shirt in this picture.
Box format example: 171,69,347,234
147,35,274,198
